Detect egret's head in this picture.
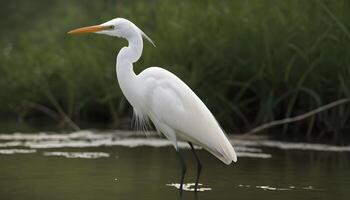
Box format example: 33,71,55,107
68,18,155,46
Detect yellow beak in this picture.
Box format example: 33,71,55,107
67,25,111,35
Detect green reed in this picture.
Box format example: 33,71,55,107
0,0,349,142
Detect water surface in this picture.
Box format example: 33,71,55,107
0,131,349,200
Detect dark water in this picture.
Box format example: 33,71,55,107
0,131,349,200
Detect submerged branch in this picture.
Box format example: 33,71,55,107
242,97,350,135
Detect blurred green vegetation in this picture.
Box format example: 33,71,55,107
0,0,350,142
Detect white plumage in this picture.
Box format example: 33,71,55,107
68,18,237,192
137,67,237,164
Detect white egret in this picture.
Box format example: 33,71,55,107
68,18,237,192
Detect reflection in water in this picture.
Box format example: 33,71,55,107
0,131,275,159
232,139,350,152
43,151,110,159
0,130,348,200
238,184,318,191
166,183,212,192
0,149,36,154
0,130,349,152
236,152,272,159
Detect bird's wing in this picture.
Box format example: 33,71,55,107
139,67,237,164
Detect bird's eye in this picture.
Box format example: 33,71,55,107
109,25,115,30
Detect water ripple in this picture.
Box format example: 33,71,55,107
0,149,36,154
43,151,110,159
166,183,212,192
238,184,318,191
232,139,350,152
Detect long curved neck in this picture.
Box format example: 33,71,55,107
116,30,143,107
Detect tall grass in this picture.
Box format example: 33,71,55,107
0,0,349,142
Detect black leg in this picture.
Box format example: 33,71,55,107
188,142,202,193
176,149,187,193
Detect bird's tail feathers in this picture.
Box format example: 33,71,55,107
206,136,237,165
